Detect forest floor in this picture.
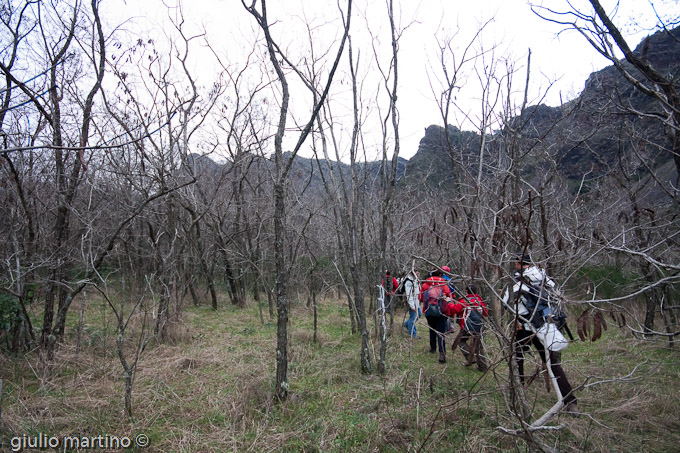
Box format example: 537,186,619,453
1,294,679,452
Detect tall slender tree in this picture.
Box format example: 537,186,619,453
242,0,352,399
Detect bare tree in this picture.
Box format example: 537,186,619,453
242,0,352,400
93,271,152,418
311,35,374,373
0,0,108,362
531,0,680,197
101,4,221,339
203,46,275,310
0,0,42,352
374,0,403,375
530,0,680,335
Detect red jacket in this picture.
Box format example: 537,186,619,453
382,277,399,295
442,300,464,318
456,293,488,328
419,275,452,309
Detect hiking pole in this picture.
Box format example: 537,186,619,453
562,322,575,341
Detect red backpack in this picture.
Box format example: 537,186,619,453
423,285,444,317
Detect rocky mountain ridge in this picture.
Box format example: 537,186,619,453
406,25,680,192
190,26,679,200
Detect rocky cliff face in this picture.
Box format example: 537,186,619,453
407,26,680,191
191,28,679,200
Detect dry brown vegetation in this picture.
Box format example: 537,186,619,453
1,293,680,452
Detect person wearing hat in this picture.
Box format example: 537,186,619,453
440,265,458,333
513,254,556,292
441,265,459,294
509,254,579,415
381,270,399,314
420,269,455,363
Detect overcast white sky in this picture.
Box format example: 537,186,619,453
103,0,678,160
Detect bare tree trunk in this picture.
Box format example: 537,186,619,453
40,0,104,363
123,369,133,418
257,290,265,324
351,265,372,373
76,290,86,355
244,0,352,398
253,276,261,303
223,258,245,307
643,285,661,334
312,290,318,344
273,181,290,400
172,274,179,321
267,287,275,319
186,206,218,309
348,291,357,335
155,290,169,342
188,279,200,306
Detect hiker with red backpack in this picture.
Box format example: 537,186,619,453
451,285,488,372
420,269,455,363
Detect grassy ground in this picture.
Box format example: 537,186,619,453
1,295,679,452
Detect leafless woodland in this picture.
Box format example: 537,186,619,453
0,1,678,450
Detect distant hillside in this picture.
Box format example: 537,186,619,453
402,125,480,189
407,25,680,193
186,151,408,195
188,27,679,201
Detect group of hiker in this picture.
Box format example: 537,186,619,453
388,267,488,371
383,253,580,415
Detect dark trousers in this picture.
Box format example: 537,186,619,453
459,330,487,371
515,328,576,404
384,295,392,313
426,315,447,353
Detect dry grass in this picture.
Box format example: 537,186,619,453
1,296,679,452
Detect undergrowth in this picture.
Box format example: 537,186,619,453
1,294,679,452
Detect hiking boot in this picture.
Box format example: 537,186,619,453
438,352,446,363
429,348,436,354
564,402,581,416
